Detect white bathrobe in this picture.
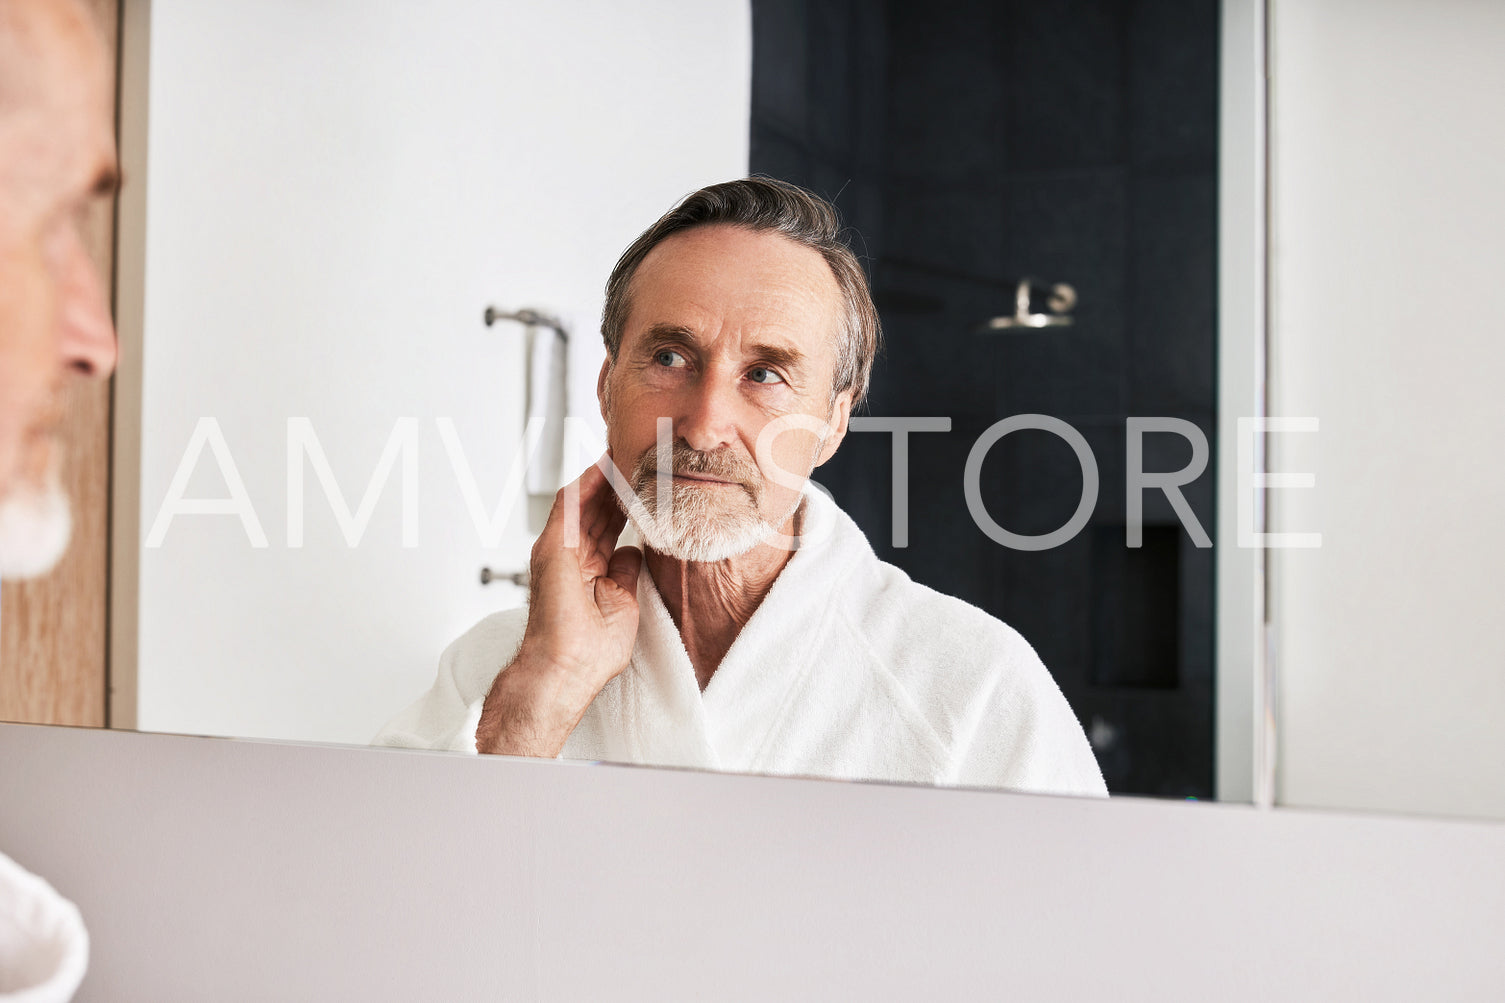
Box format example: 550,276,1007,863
375,489,1107,797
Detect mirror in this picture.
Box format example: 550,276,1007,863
35,0,1263,804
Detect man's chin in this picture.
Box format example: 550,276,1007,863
0,481,73,579
629,511,771,564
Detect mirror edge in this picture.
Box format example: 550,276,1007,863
1215,0,1269,805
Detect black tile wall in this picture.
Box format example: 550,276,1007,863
884,187,1007,281
1128,0,1221,169
750,0,809,138
998,169,1128,416
748,129,814,190
751,0,1220,800
885,0,1008,186
1127,172,1217,414
1006,0,1128,171
808,0,854,156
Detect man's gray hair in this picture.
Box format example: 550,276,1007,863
601,177,882,407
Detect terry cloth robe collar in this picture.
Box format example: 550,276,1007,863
374,482,1107,797
578,487,861,773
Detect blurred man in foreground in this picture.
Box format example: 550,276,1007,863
0,0,117,574
0,0,120,996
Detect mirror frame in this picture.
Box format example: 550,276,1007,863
1215,0,1269,804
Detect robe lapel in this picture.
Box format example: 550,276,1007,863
583,490,869,775
586,569,721,771
699,489,866,771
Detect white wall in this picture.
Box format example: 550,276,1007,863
126,1,750,744
1270,0,1505,818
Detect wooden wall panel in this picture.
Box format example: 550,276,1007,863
0,0,121,727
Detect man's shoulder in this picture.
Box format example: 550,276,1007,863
845,559,1041,675
438,606,529,698
834,556,1071,731
817,498,1058,705
834,558,1102,791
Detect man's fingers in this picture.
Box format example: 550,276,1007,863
583,457,626,537
603,502,628,539
537,460,609,551
604,545,643,598
583,484,614,545
582,457,632,556
534,457,633,582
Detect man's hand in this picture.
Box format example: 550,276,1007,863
476,458,643,756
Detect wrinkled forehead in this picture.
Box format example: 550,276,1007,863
0,0,111,123
0,0,114,202
626,224,845,356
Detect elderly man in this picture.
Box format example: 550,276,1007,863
0,0,119,996
0,0,118,575
379,178,1105,796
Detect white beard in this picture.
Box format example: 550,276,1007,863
620,428,827,565
630,478,779,564
0,477,72,579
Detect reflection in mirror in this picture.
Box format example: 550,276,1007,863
750,0,1221,798
30,0,1244,803
114,0,754,745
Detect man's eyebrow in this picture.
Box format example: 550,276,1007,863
749,342,807,372
639,323,699,349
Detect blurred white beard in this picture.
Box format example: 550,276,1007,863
628,441,794,564
0,475,72,579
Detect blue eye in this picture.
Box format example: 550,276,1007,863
747,366,785,384
655,350,686,368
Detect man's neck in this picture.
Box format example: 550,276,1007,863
644,505,802,692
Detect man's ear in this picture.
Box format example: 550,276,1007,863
597,356,612,423
814,390,854,467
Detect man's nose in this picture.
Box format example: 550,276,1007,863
58,228,118,379
677,375,740,453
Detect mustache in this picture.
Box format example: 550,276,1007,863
630,442,763,501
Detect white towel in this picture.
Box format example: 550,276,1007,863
0,852,87,1002
525,320,568,497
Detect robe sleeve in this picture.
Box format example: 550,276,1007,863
370,608,528,754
